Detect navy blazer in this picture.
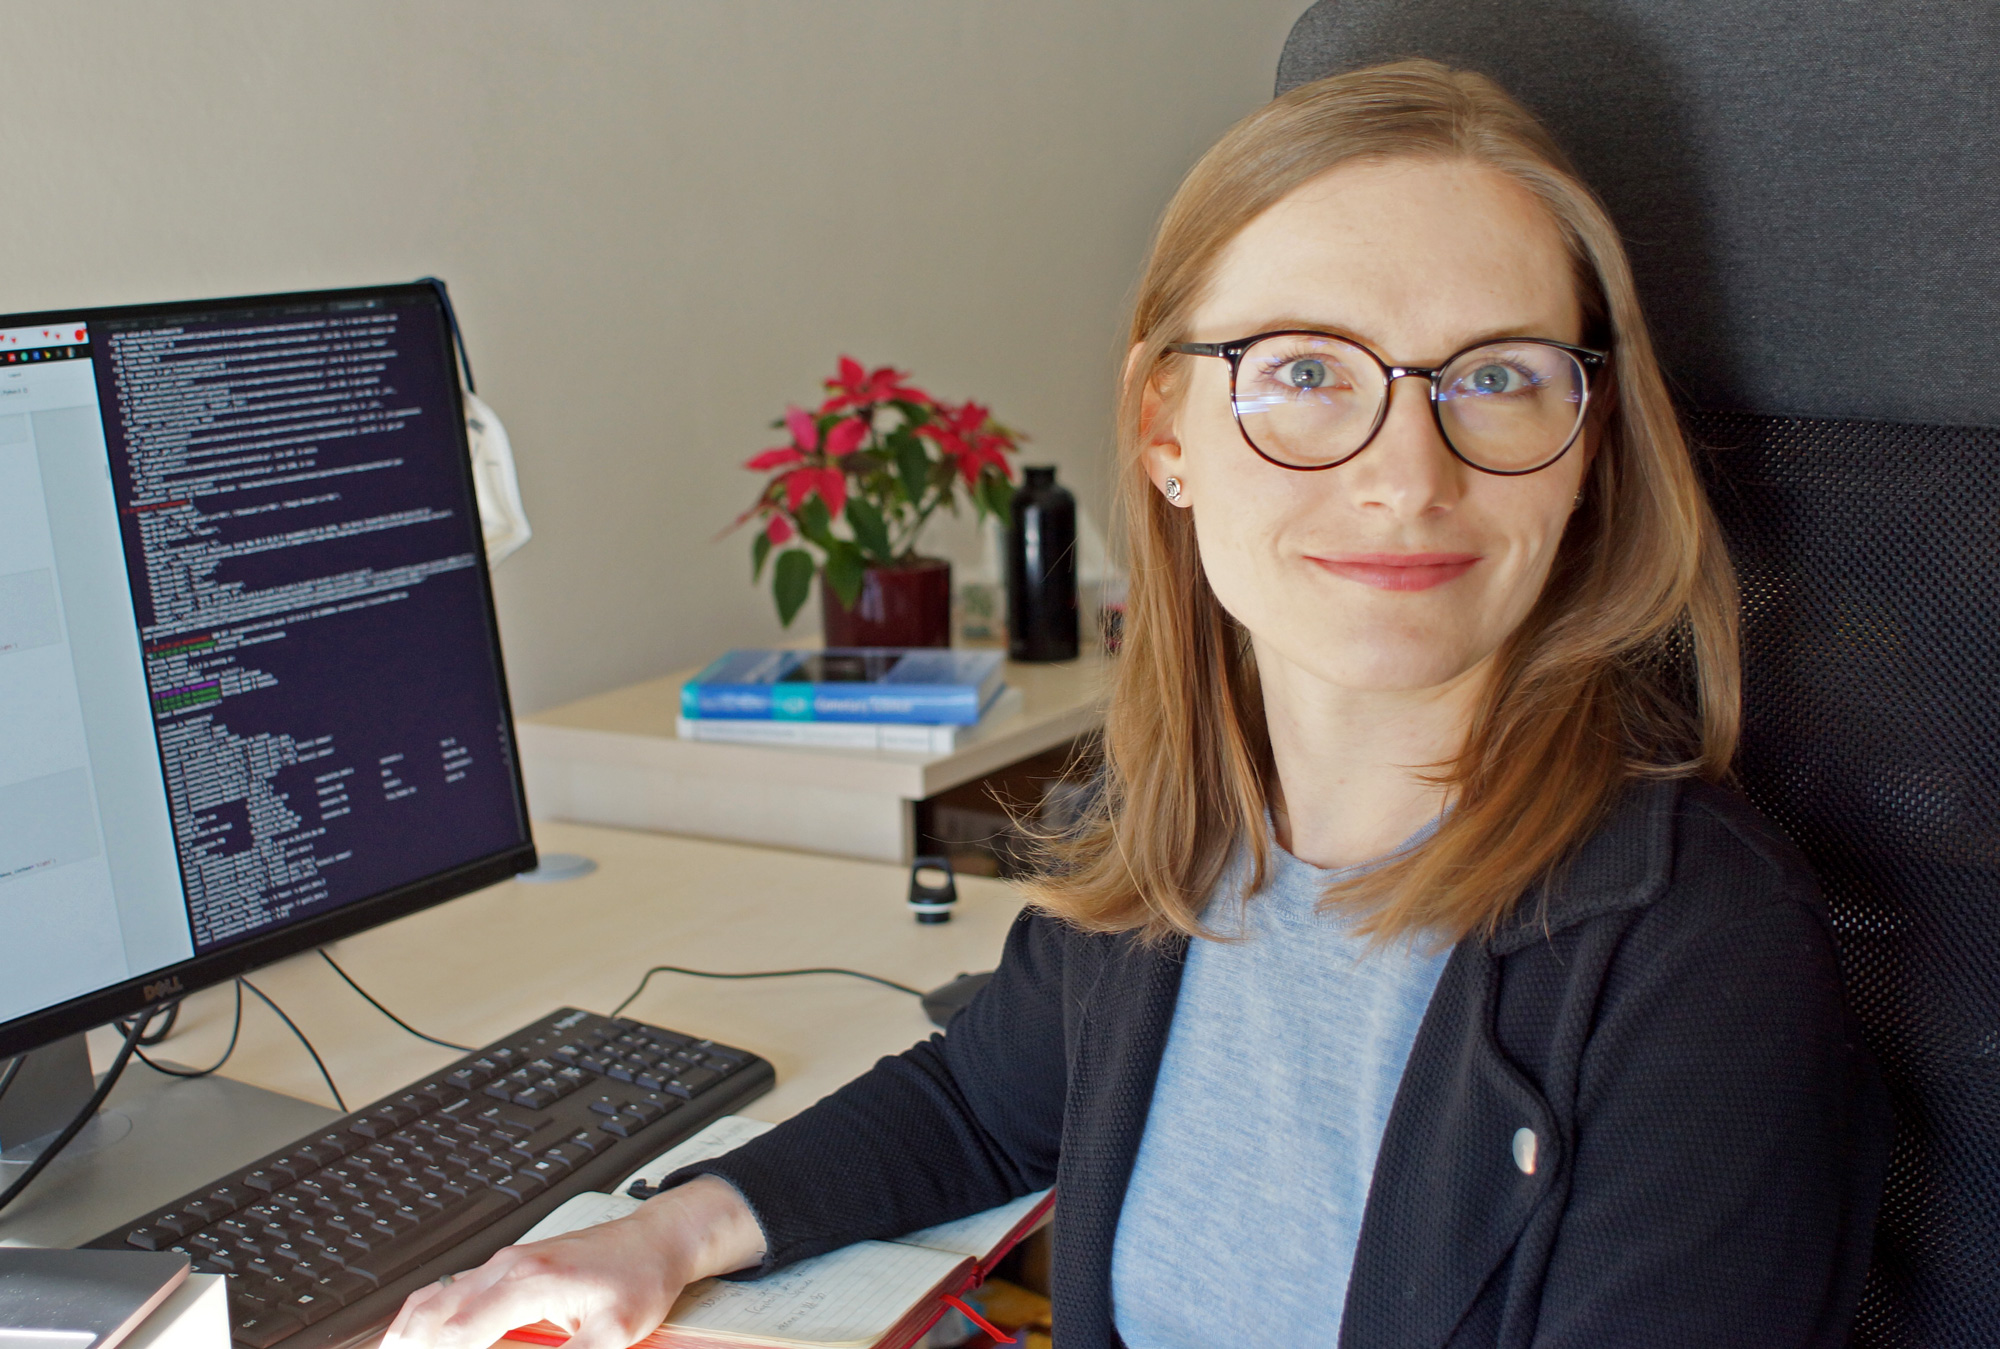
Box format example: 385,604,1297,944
677,779,1892,1347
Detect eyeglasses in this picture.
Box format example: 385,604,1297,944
1166,331,1607,476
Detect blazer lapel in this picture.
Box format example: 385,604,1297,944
1051,929,1190,1349
1339,941,1561,1349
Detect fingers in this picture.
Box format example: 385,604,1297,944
385,1219,684,1349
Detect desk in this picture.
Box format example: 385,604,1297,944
517,654,1109,864
2,820,1021,1248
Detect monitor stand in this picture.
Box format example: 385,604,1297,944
0,1035,338,1249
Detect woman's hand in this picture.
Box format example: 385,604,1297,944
382,1177,766,1349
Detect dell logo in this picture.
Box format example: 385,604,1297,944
143,976,184,1002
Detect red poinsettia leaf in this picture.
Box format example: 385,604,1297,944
824,417,869,458
785,406,820,453
836,355,866,391
746,446,806,472
815,467,849,517
766,513,794,544
784,468,818,512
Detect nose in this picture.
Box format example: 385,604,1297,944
1342,373,1461,516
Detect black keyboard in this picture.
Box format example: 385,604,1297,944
84,1008,773,1349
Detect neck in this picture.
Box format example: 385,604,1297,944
1257,645,1492,870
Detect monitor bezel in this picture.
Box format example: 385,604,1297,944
0,280,538,1063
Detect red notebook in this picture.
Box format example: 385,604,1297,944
497,1117,1052,1349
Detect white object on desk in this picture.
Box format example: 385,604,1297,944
517,656,1106,864
120,1276,227,1349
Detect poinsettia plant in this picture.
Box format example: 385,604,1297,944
734,356,1021,626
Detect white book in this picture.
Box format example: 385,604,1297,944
503,1117,1051,1349
677,687,1022,755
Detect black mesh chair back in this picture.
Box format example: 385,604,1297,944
1276,5,2000,1342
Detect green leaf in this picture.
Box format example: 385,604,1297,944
982,472,1015,527
891,429,931,507
772,548,816,627
796,496,836,550
845,497,893,561
824,539,866,609
751,529,772,581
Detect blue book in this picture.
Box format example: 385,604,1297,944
681,648,1006,724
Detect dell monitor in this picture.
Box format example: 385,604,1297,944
0,281,536,1067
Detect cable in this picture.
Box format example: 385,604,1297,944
0,1055,21,1111
238,978,347,1113
318,950,474,1053
135,982,243,1080
115,1001,181,1047
420,276,476,394
610,965,925,1019
0,1013,146,1218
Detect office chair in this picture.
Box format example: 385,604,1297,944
1276,3,2000,1343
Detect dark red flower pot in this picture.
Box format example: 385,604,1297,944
822,557,952,648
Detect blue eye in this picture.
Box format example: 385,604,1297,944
1284,358,1328,390
1462,362,1527,395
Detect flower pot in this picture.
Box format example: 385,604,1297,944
822,557,953,648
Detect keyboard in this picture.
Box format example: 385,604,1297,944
83,1008,773,1349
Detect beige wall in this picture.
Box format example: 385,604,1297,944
0,1,1306,713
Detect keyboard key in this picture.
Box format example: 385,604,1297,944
444,1066,489,1093
511,1088,555,1110
492,1169,549,1201
604,1063,636,1083
308,1268,370,1304
242,1169,283,1193
586,1094,625,1117
623,1099,667,1125
671,1068,720,1094
181,1197,230,1223
152,1210,199,1237
206,1185,252,1212
124,1225,171,1251
347,1192,513,1285
286,1288,341,1325
563,1128,606,1156
599,1114,644,1139
633,1071,668,1092
232,1307,304,1348
538,1144,587,1175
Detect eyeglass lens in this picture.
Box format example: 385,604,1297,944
1230,334,1587,472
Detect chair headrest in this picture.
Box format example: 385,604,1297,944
1276,0,2000,428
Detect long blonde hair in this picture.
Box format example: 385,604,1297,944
1025,60,1739,945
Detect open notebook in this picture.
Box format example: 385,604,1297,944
499,1117,1052,1349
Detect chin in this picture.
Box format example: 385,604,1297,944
1313,635,1484,695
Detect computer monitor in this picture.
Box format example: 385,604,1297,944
0,281,536,1065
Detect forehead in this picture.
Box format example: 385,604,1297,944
1198,156,1583,356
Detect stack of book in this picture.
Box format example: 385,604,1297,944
677,649,1013,754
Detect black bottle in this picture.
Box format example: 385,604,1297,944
1007,465,1079,662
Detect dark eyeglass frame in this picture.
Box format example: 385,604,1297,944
1165,330,1609,476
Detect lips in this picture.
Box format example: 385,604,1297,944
1308,551,1480,591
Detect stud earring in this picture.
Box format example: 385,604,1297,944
1164,477,1183,504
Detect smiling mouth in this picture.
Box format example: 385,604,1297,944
1308,552,1481,591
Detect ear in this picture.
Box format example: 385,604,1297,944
1126,343,1189,502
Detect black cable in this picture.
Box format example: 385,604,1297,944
116,1001,181,1047
318,950,474,1052
0,1013,146,1218
610,965,925,1019
420,276,476,394
238,978,347,1113
0,1055,21,1111
135,982,243,1079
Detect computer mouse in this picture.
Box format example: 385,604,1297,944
921,971,995,1027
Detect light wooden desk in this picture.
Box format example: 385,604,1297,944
8,819,1022,1250
517,654,1108,864
98,820,1022,1120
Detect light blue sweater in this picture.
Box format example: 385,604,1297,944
1110,833,1448,1347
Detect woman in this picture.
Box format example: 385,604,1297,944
390,61,1890,1348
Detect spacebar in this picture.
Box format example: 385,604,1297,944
350,1191,519,1284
